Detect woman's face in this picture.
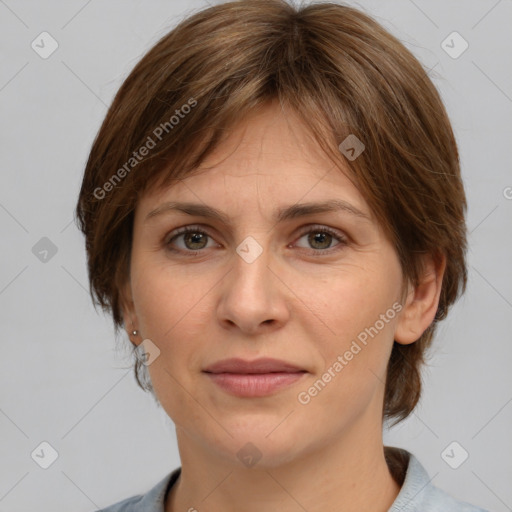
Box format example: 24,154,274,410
124,102,407,467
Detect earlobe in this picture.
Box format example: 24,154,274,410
120,280,143,347
394,253,446,345
120,281,138,335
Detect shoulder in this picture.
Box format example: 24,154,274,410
96,468,181,512
97,493,144,512
419,482,489,512
386,447,489,512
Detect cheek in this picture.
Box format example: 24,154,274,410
304,256,401,380
132,265,209,424
298,303,398,429
131,257,211,338
303,263,398,338
131,259,217,402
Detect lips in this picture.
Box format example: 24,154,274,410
203,358,307,397
203,357,305,374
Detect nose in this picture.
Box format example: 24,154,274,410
216,242,290,335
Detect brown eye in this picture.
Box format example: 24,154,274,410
166,226,216,254
295,226,347,253
165,224,347,257
307,231,333,250
182,231,208,250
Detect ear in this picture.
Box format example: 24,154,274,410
120,279,140,344
394,252,446,345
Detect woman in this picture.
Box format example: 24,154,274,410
76,1,487,510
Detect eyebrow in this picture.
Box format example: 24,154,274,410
145,199,372,225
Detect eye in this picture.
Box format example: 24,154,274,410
164,224,348,256
165,225,218,254
293,225,347,254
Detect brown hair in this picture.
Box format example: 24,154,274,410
75,0,468,426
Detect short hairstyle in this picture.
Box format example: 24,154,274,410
75,0,468,426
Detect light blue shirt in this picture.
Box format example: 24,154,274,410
96,448,488,511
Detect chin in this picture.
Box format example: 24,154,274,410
204,419,306,469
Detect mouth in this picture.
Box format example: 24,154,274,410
202,358,307,397
203,357,306,374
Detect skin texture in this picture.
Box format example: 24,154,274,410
121,101,446,512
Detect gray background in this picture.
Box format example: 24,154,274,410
0,0,511,511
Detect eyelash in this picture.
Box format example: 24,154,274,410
164,224,348,257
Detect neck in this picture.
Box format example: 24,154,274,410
166,421,401,512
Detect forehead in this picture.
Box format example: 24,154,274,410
138,102,369,217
